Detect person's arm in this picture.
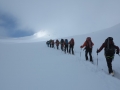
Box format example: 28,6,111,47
114,45,119,54
97,43,105,53
80,41,86,48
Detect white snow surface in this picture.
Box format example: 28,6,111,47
0,24,120,90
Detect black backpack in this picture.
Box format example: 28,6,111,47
104,37,115,56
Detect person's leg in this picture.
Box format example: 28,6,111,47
61,44,63,50
71,45,74,54
62,44,64,51
66,45,68,53
69,45,71,54
56,45,58,49
53,44,54,48
58,45,59,49
105,57,113,74
52,44,53,48
85,50,88,60
64,45,67,53
89,49,93,62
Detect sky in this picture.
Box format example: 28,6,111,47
0,25,120,90
0,0,120,38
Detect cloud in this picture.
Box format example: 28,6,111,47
0,12,34,38
0,0,120,38
0,27,8,38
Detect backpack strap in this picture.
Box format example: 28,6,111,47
107,38,109,49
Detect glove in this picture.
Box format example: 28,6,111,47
80,46,83,48
96,49,99,53
116,51,119,54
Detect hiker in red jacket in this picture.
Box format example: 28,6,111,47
80,37,94,62
55,39,59,49
69,38,74,55
51,40,54,48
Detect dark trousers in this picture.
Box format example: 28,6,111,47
61,44,64,51
69,45,74,54
105,56,114,74
56,45,59,49
85,48,93,61
46,44,49,47
50,44,51,48
64,45,68,53
52,44,54,48
47,44,49,47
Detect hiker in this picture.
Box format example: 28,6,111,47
51,40,54,48
60,39,64,51
49,39,52,48
80,37,94,62
55,39,59,49
64,39,69,53
97,37,119,75
69,38,74,55
46,41,50,47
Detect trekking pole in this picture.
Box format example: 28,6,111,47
80,48,82,60
97,53,98,66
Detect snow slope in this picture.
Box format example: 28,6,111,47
0,24,120,90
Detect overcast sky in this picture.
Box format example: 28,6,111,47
0,0,120,38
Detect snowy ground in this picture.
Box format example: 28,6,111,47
0,26,120,90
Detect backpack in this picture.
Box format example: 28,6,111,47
85,37,92,49
104,37,115,56
86,41,92,48
65,39,68,44
70,38,74,45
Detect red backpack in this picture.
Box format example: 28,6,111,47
71,38,74,45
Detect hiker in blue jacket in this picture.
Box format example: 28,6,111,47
64,39,68,53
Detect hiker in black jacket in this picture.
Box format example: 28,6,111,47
60,39,64,51
97,37,119,75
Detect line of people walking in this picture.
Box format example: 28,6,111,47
46,38,75,55
80,37,119,75
46,36,120,76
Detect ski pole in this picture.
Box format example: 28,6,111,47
80,48,82,60
96,49,99,66
97,53,98,66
